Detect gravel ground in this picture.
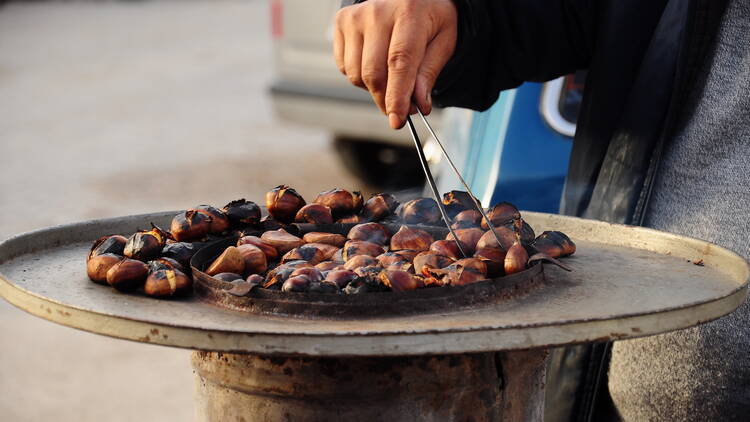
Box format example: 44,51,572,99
0,1,364,420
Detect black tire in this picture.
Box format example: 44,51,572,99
333,137,425,190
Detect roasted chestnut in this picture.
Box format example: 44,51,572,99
451,210,482,229
295,204,334,225
237,235,279,261
520,221,536,245
343,276,389,294
87,253,123,284
532,231,576,257
361,193,399,221
260,229,305,254
429,239,464,260
282,275,310,292
324,269,357,289
302,232,347,248
290,267,324,282
194,205,229,234
88,235,127,261
246,274,265,286
379,270,423,292
376,252,408,268
236,244,268,274
282,244,330,266
386,261,414,273
206,246,245,276
314,188,363,219
336,214,365,224
444,258,488,286
474,247,506,277
144,268,192,298
266,185,306,224
161,242,197,268
445,227,483,255
482,202,521,230
222,199,261,227
397,198,442,225
390,225,434,251
504,240,529,275
124,224,171,261
343,254,378,270
442,191,479,219
347,222,390,245
106,258,148,291
413,252,454,275
353,265,384,278
475,225,518,251
341,240,385,261
170,210,211,242
147,257,185,273
260,215,285,231
393,249,420,262
315,261,341,272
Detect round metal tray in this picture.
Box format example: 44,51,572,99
0,211,747,356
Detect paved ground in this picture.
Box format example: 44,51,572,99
0,1,366,420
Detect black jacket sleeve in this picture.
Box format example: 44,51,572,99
434,0,598,111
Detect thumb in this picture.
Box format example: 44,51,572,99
414,28,456,115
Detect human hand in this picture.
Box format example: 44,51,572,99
334,0,457,129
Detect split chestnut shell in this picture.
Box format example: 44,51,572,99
295,204,334,225
144,269,192,298
222,199,261,227
390,225,434,252
314,188,363,219
397,198,442,225
361,193,399,221
266,185,306,224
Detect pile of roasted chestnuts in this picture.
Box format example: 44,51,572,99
85,185,576,298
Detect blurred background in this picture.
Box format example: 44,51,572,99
0,1,582,420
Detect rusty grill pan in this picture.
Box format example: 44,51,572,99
191,223,546,318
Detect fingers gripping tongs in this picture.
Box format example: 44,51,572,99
405,111,505,259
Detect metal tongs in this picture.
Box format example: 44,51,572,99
405,110,506,259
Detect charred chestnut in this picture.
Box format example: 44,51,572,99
260,229,305,254
170,210,211,242
532,231,576,257
347,222,390,245
397,198,442,225
161,242,197,268
315,261,341,272
390,225,434,251
282,244,330,266
106,258,148,292
302,232,347,248
314,188,362,219
260,215,285,231
295,204,334,225
222,199,261,228
206,246,245,276
144,268,192,298
124,224,171,262
343,276,389,294
87,253,123,284
308,281,340,294
147,257,185,273
361,193,399,221
88,235,127,261
442,191,479,219
194,205,230,234
266,185,306,224
376,252,408,268
263,266,296,289
341,240,385,261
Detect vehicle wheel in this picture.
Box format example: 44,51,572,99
333,137,425,190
